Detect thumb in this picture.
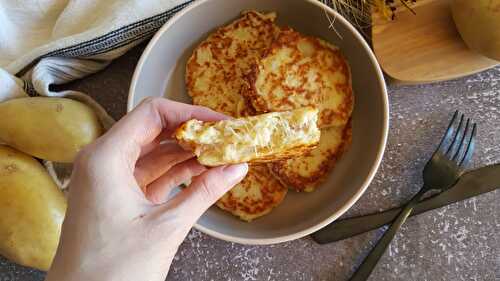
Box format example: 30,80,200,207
161,163,248,221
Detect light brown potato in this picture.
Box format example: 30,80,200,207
0,145,66,270
452,0,500,61
0,97,103,162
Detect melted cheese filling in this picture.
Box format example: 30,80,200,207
180,107,320,165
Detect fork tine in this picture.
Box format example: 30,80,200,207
446,112,465,155
452,118,471,161
436,111,458,152
459,123,477,167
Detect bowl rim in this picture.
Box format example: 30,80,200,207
128,0,389,245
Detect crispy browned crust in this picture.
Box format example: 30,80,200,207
216,165,287,221
242,27,354,128
240,61,262,112
173,122,191,148
207,142,318,166
269,120,352,192
185,11,279,117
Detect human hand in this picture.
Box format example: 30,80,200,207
45,98,248,281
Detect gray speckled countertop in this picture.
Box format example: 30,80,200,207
1,43,499,281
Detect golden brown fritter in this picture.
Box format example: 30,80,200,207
216,165,287,221
243,28,353,128
269,121,352,192
174,108,320,166
186,11,280,117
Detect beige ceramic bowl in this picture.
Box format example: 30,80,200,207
128,0,389,245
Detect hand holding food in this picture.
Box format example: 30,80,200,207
0,145,66,271
45,98,247,281
1,8,353,276
0,97,103,163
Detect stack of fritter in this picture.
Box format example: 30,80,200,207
185,11,353,221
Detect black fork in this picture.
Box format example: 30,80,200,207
349,111,477,281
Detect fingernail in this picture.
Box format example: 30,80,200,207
222,163,248,184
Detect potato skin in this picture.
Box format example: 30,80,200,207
452,0,500,61
0,145,66,271
0,97,103,163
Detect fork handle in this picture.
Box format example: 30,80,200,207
349,187,429,281
312,209,401,244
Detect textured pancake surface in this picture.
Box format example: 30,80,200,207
184,12,354,221
270,122,352,192
243,28,353,127
174,108,320,166
216,165,287,221
186,11,279,117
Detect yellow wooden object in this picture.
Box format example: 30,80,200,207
372,0,499,84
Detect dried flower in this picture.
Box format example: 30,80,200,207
321,0,417,28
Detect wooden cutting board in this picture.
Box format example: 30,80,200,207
372,0,499,84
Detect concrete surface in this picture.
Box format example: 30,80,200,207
1,42,499,281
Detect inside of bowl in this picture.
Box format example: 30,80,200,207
130,0,387,242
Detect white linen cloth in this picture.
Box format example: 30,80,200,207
0,0,192,187
0,0,192,126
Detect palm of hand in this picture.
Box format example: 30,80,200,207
45,98,247,281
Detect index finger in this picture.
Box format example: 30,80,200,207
104,97,228,160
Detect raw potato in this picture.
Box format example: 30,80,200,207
0,97,103,162
451,0,500,61
0,145,66,271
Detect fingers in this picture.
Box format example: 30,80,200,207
138,131,173,158
145,159,206,204
134,142,194,189
158,163,248,222
103,98,228,162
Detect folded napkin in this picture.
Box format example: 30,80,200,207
0,0,193,120
0,0,193,187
